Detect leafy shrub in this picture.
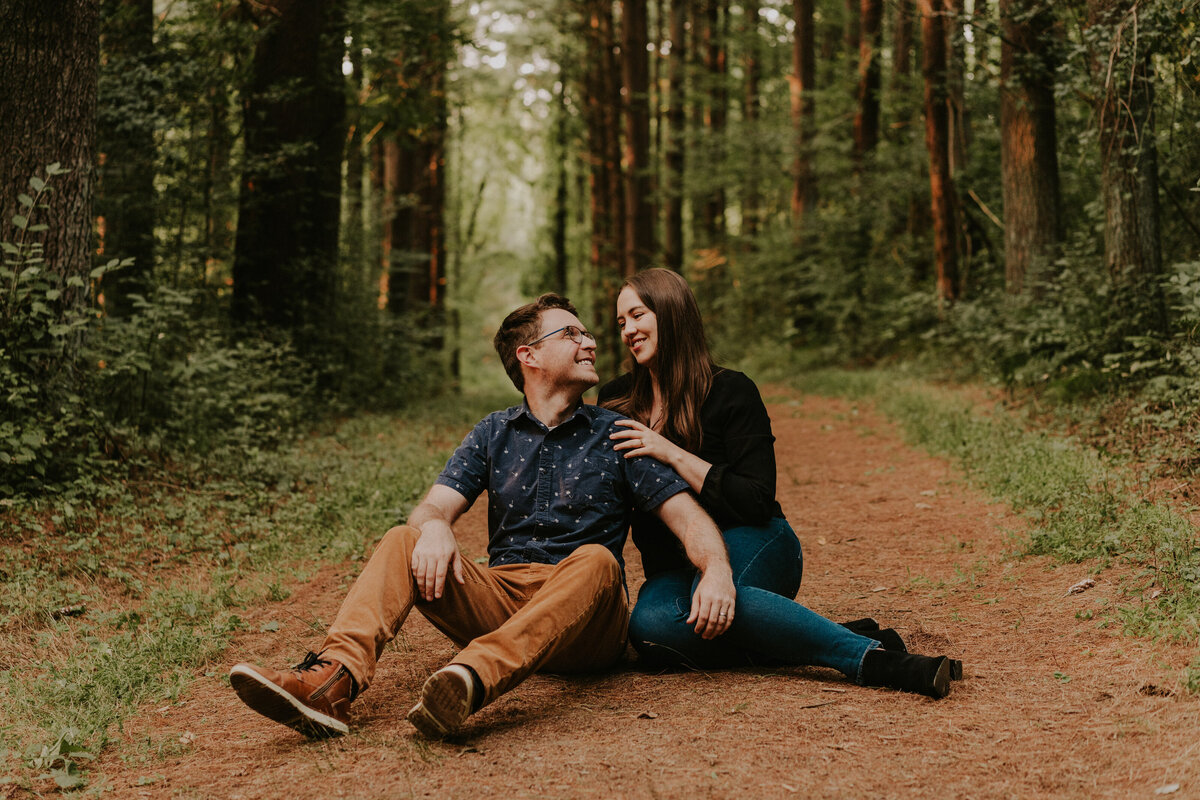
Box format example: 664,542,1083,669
1,166,123,499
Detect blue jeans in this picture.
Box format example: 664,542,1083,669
628,517,878,682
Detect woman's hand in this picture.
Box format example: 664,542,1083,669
611,418,679,465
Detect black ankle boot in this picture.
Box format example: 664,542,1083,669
861,649,952,699
870,628,907,653
839,617,880,633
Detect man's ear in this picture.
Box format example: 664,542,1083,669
516,344,537,371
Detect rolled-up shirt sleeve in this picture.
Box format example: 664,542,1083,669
435,416,493,506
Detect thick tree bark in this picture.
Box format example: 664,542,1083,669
998,0,1061,295
232,0,346,351
790,0,817,227
663,0,687,270
0,0,99,312
919,0,960,304
621,0,655,277
853,0,883,167
1088,0,1166,333
97,0,155,316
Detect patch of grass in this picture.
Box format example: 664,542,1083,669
758,365,1200,685
0,391,503,790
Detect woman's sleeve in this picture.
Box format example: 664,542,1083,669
697,372,778,525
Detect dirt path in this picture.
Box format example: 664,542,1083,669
91,389,1200,799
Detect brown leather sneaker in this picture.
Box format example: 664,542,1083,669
406,664,477,739
230,651,355,737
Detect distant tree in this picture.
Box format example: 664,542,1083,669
790,0,817,227
621,0,655,276
0,0,99,313
919,0,960,304
696,0,727,243
663,0,688,269
96,0,156,317
742,0,762,237
998,0,1061,296
582,0,625,370
853,0,883,167
232,0,346,355
1086,0,1166,334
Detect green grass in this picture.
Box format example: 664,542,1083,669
0,391,506,792
753,363,1200,680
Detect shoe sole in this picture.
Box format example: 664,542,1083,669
949,659,964,681
230,665,349,738
930,657,952,699
406,670,471,739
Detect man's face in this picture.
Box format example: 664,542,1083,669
524,308,599,391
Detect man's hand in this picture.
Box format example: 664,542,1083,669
653,493,737,639
687,567,736,639
407,484,472,602
411,519,464,601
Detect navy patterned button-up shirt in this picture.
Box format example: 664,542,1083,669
436,401,690,570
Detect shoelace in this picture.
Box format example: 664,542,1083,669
293,651,330,672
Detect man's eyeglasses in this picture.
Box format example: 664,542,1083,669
525,325,597,347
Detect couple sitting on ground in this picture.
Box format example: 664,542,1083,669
230,270,961,740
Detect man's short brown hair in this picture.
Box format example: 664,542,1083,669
493,293,579,392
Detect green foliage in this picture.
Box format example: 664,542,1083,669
91,289,312,463
1,167,125,499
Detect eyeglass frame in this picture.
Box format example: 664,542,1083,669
524,324,597,347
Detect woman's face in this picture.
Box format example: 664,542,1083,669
616,286,659,369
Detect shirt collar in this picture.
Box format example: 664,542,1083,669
505,399,597,430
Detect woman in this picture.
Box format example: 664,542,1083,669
599,268,958,698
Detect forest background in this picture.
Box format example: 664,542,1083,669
2,0,1200,791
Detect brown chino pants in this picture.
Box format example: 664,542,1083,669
321,526,629,707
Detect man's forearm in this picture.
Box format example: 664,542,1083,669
677,515,732,576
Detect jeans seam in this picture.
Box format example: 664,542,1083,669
731,525,789,585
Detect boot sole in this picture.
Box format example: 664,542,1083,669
230,665,349,738
406,669,472,739
949,659,963,681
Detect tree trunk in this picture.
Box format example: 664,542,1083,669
552,76,569,295
1088,0,1166,333
621,0,655,277
583,0,625,373
695,0,727,244
663,0,687,270
919,0,959,304
0,0,99,313
893,0,913,83
844,0,860,54
999,0,1061,295
97,0,155,316
790,0,817,227
232,0,346,354
742,0,761,237
853,0,883,167
947,0,969,176
344,27,366,296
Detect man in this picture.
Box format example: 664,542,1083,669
229,294,736,739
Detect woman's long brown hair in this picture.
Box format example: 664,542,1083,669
602,269,716,452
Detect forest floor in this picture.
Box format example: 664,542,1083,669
78,388,1200,799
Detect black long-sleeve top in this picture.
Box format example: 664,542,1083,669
598,368,785,577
